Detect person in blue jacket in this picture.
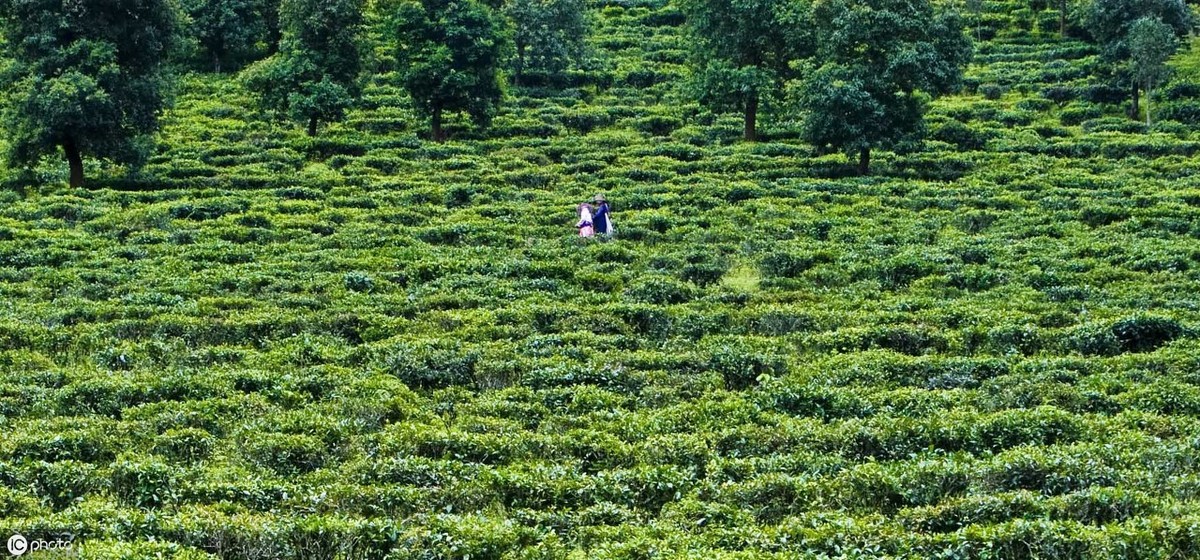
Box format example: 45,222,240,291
592,194,611,237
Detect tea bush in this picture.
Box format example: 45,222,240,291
1,0,1200,556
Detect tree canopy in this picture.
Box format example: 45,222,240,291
797,0,971,174
393,0,511,141
1128,17,1177,125
0,0,180,187
182,0,269,72
678,0,813,141
1084,0,1191,119
242,0,365,136
504,0,590,87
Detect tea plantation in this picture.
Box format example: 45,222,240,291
3,0,1200,558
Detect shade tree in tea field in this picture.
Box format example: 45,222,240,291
181,0,271,72
796,0,971,175
1128,17,1177,125
504,0,590,87
392,0,511,141
241,0,365,136
678,0,814,141
1083,0,1191,120
0,0,180,187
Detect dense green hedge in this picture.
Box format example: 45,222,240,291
3,0,1200,557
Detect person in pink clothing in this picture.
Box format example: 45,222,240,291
576,202,595,238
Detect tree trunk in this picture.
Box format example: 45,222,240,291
63,137,84,188
307,116,319,137
1146,86,1152,126
857,147,870,176
432,108,445,142
213,51,222,74
1130,81,1140,120
514,44,526,88
744,93,758,142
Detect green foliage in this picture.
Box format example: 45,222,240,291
242,0,365,135
111,454,180,508
0,0,180,186
796,0,972,173
2,0,1200,557
181,0,269,72
1084,0,1191,63
504,0,590,86
1083,0,1191,118
381,340,481,389
392,0,511,141
677,0,812,140
1128,17,1177,124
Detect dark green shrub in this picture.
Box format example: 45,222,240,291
153,428,216,462
752,311,819,336
678,251,730,287
631,115,683,136
948,265,1004,292
982,448,1117,495
598,465,692,511
1079,205,1129,227
611,305,672,337
980,84,1005,100
875,255,937,289
931,120,987,150
1059,103,1103,126
27,460,99,510
1040,86,1079,105
1119,381,1200,415
702,338,788,390
720,473,815,523
975,407,1081,452
8,420,118,463
622,277,693,304
381,341,480,389
168,198,250,221
1081,84,1126,104
111,454,179,508
1016,98,1054,112
757,380,870,419
759,250,825,278
868,325,949,355
561,107,614,133
1159,101,1200,125
343,272,375,293
1082,117,1145,134
621,68,668,88
985,324,1042,355
1162,80,1200,100
1110,315,1185,353
243,433,326,475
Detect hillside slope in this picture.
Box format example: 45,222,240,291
2,0,1200,558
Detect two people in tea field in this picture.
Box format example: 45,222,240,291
576,194,612,239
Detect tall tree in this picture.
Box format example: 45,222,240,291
504,0,589,87
242,0,364,135
677,0,813,141
183,0,267,72
1128,17,1176,125
0,0,179,187
393,0,510,141
1085,0,1190,119
797,0,971,175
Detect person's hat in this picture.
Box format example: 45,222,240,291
592,194,607,203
